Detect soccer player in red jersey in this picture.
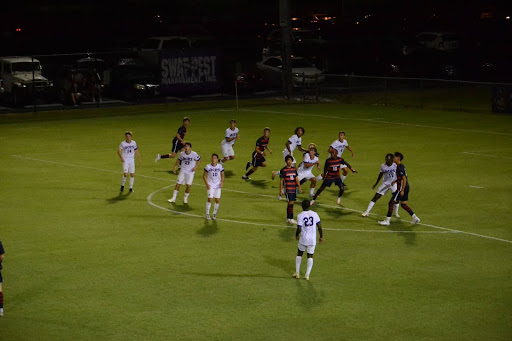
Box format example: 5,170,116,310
279,155,302,224
242,127,273,179
311,148,357,206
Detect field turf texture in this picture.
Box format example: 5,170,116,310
0,100,511,340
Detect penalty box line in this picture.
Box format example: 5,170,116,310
12,154,512,244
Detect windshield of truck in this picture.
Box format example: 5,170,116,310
12,62,41,72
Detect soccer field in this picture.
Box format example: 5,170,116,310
1,101,511,340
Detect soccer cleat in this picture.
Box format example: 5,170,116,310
304,275,310,281
245,161,251,170
271,170,278,180
378,220,390,226
129,188,133,193
206,214,211,220
155,153,161,163
310,199,315,206
120,185,124,193
361,212,369,217
212,214,216,220
395,213,401,218
0,308,3,316
288,218,298,225
412,215,421,224
184,198,188,204
337,197,341,205
342,183,348,188
277,195,282,201
168,198,176,203
242,175,250,180
292,272,300,279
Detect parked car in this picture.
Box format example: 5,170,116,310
108,58,159,100
403,32,459,55
256,56,325,87
135,36,194,67
0,56,53,105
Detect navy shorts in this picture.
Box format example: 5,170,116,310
0,270,3,283
251,151,266,167
322,177,343,188
285,191,297,202
171,138,184,153
391,187,409,202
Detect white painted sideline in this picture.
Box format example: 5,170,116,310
461,152,512,160
12,154,512,244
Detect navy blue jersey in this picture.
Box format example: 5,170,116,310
396,163,409,191
177,125,187,139
0,241,4,270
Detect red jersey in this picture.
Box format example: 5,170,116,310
323,157,347,180
280,166,298,192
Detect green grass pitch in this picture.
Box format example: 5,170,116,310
0,100,511,340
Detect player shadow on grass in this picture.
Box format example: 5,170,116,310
295,279,325,311
248,179,268,189
197,220,218,237
181,272,287,279
277,226,296,242
319,205,354,219
168,203,193,212
383,220,417,246
223,170,234,178
106,193,130,204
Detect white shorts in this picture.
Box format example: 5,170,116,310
221,143,235,157
376,183,397,196
123,160,135,174
298,172,315,182
298,243,316,254
177,171,195,185
282,150,296,164
207,188,222,199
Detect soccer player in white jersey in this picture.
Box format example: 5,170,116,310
117,131,142,193
220,119,239,164
324,131,355,185
272,127,306,179
297,143,321,198
362,153,399,217
293,200,323,281
203,154,225,220
168,142,201,204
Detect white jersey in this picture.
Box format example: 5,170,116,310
298,153,319,174
204,163,224,189
380,163,397,185
297,210,321,246
178,151,201,174
330,139,348,157
283,134,302,156
221,127,239,147
119,140,138,161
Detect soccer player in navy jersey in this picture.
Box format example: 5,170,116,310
311,148,357,206
379,152,420,225
242,127,273,180
279,155,302,224
155,117,190,162
0,240,4,316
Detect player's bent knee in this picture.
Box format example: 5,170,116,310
307,253,314,258
229,156,235,160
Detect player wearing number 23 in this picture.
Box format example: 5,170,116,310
293,200,323,280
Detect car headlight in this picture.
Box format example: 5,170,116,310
134,84,146,90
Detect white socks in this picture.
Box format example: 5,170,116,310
305,258,314,276
121,176,127,186
213,203,220,215
366,201,375,213
171,190,178,200
206,202,211,215
316,174,323,181
340,175,346,182
184,192,190,200
309,188,315,196
295,256,302,273
129,177,134,189
394,204,400,215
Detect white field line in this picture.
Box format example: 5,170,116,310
469,186,485,189
239,109,512,136
461,152,512,160
147,186,452,233
12,154,512,244
464,148,512,153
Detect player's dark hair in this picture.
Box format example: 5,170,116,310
230,119,236,123
295,127,305,135
394,152,403,161
125,131,132,136
386,153,394,160
339,131,345,135
185,142,192,148
285,155,293,162
302,199,311,210
264,127,271,132
183,117,191,122
212,153,219,159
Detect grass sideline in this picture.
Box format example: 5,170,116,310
1,101,511,340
